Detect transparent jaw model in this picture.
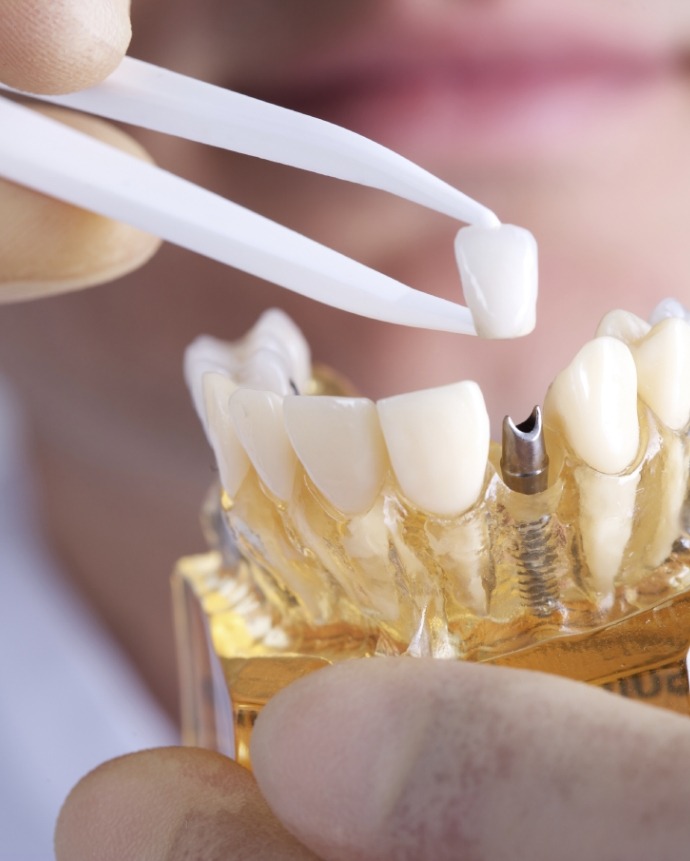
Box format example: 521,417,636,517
173,305,690,769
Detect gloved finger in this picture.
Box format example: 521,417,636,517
252,657,690,861
0,0,131,94
0,104,160,302
55,747,322,861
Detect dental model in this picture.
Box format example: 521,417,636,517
176,297,690,767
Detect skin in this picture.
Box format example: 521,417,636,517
55,660,690,861
2,1,690,857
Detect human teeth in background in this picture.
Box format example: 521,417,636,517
544,337,641,596
632,317,690,431
283,396,387,515
544,337,639,475
454,224,538,339
595,309,650,344
377,381,490,518
229,388,298,502
649,297,690,326
202,372,249,497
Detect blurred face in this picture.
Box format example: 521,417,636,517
1,0,689,712
95,0,690,407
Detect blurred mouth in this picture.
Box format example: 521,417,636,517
244,29,684,165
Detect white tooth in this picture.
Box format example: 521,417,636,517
238,346,293,395
576,468,639,596
595,309,650,344
545,337,642,594
202,373,250,497
185,334,238,377
229,388,297,501
649,297,690,326
184,336,239,432
647,433,690,568
632,317,690,431
454,224,538,339
544,337,639,475
377,381,490,517
283,396,387,514
245,308,311,392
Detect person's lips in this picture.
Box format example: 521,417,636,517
240,23,683,165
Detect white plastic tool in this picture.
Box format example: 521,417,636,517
0,57,514,334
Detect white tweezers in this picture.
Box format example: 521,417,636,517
0,56,499,333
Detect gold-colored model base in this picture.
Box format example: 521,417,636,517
174,347,690,770
173,545,690,771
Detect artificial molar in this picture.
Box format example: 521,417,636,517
377,381,490,518
229,388,298,503
283,395,388,515
454,223,538,339
544,337,641,596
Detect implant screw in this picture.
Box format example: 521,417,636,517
501,406,559,617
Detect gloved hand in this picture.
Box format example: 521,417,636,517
0,0,160,301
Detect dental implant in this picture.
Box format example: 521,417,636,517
501,407,560,619
501,406,549,494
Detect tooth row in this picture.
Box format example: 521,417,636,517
188,308,690,532
211,380,492,516
186,311,493,514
